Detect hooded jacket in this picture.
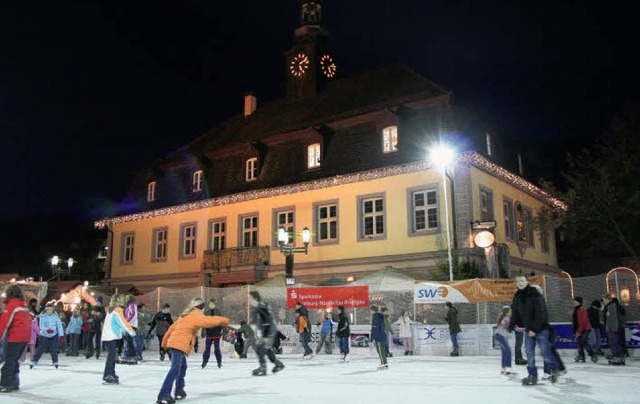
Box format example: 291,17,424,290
371,312,387,342
38,311,65,338
336,311,350,337
509,285,550,333
162,309,229,355
0,298,31,343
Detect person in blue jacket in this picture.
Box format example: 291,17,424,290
370,305,388,370
65,307,84,356
315,312,335,354
31,302,65,369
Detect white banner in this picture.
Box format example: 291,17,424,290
414,282,470,304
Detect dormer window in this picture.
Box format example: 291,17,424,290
192,170,203,192
147,181,156,202
246,157,258,181
307,143,321,169
382,126,398,153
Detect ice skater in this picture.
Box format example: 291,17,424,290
494,306,515,375
336,305,351,362
200,299,224,369
248,291,285,376
0,285,31,393
393,310,415,356
156,297,229,404
101,293,136,385
315,312,335,355
65,307,83,356
85,296,105,360
445,302,461,357
19,299,39,365
31,302,65,369
370,305,388,370
295,302,312,359
572,296,598,363
149,303,174,361
510,274,559,385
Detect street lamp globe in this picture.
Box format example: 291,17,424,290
302,227,311,245
278,226,288,245
429,144,455,167
51,256,59,266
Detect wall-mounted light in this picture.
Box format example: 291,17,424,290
473,231,495,248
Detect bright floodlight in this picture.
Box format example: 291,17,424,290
302,227,311,245
429,145,455,167
67,258,74,268
51,256,59,266
278,226,288,244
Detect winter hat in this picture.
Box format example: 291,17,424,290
338,305,345,311
96,296,104,304
574,296,583,305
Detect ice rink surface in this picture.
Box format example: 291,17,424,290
2,350,636,404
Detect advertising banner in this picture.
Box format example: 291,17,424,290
414,276,545,303
551,322,640,349
286,286,369,309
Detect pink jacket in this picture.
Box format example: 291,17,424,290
29,313,40,344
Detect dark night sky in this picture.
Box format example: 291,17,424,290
1,0,638,223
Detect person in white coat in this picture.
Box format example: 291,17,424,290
393,311,416,355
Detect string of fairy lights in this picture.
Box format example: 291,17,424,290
94,151,567,229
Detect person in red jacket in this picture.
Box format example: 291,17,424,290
0,285,31,393
572,296,598,363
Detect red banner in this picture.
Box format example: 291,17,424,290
286,286,370,309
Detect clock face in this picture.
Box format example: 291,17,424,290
320,54,337,78
290,53,310,77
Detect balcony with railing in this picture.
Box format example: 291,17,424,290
202,246,271,285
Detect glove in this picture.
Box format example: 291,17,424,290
515,326,525,333
47,328,54,334
59,336,65,343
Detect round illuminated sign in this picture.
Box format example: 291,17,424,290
474,230,495,248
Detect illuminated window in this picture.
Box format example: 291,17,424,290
147,181,156,202
308,143,321,168
246,158,258,181
315,200,338,244
121,232,135,265
152,227,168,261
515,203,534,248
358,193,386,241
209,219,226,251
409,187,438,235
192,170,202,192
240,214,258,247
180,223,197,259
382,126,398,153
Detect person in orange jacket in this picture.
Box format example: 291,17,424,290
156,297,229,404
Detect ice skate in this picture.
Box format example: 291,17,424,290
521,375,537,385
574,355,585,363
377,363,389,370
156,396,175,404
174,387,187,400
608,357,626,366
0,386,18,393
272,361,285,373
515,358,527,365
590,354,599,363
343,354,350,363
252,364,267,376
102,374,119,385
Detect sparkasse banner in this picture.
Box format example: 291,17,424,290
286,286,369,309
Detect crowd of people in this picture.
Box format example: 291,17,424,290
0,274,635,401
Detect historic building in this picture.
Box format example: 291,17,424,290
95,1,566,291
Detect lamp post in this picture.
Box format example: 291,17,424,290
278,226,310,286
429,145,455,281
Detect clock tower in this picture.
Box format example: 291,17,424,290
286,0,337,100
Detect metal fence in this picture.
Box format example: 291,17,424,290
131,273,639,326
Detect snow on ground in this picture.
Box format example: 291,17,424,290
3,350,636,404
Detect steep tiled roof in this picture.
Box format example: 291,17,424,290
181,64,450,156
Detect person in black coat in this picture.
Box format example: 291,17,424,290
201,299,224,368
85,296,106,359
336,305,351,361
587,300,604,355
249,291,284,376
272,330,287,354
509,275,558,385
370,305,388,369
148,304,174,361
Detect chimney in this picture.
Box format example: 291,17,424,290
244,92,257,117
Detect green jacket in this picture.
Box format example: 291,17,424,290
235,323,254,339
445,306,462,334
